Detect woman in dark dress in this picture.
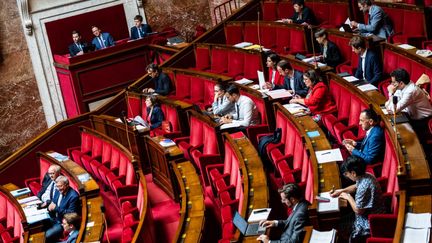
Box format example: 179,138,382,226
145,95,164,130
314,28,342,68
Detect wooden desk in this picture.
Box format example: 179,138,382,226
28,232,45,243
79,196,104,242
145,136,184,200
172,161,205,243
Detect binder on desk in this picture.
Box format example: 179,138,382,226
317,192,340,213
310,228,337,243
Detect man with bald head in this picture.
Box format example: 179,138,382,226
38,165,61,207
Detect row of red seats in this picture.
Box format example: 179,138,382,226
261,0,349,28
224,21,308,55
194,43,266,81
261,104,315,202
67,127,137,200
66,127,150,243
0,186,25,243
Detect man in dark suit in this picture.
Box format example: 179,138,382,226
275,60,308,97
142,63,171,95
58,213,80,243
343,108,384,164
38,164,61,206
350,36,382,86
45,176,80,243
130,15,152,40
68,31,90,57
257,183,309,243
91,25,115,50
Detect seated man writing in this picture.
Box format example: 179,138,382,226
219,84,260,130
143,63,171,96
257,183,310,243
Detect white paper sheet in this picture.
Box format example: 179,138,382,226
343,76,359,82
402,228,430,243
310,228,336,243
247,208,272,223
317,192,340,213
357,83,378,92
315,149,343,163
266,89,292,99
405,213,432,229
258,71,266,90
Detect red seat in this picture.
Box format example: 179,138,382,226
194,46,211,71
224,22,243,45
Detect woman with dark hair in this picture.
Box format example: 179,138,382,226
331,156,385,243
264,53,283,89
282,0,316,25
289,69,336,121
145,95,164,130
314,29,342,68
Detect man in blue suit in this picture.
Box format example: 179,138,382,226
274,60,308,97
45,176,80,243
91,26,115,50
58,213,80,243
350,0,393,39
350,36,382,86
343,109,384,164
130,15,152,40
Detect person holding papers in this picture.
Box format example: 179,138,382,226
314,29,342,68
350,0,393,39
38,165,61,207
130,15,152,40
342,109,384,165
219,85,260,129
91,26,115,50
289,69,336,122
330,156,385,243
45,176,80,243
145,95,164,130
58,213,80,243
349,36,382,86
282,0,316,25
384,68,432,145
257,183,309,243
274,60,308,97
143,63,172,95
263,53,284,89
209,83,235,116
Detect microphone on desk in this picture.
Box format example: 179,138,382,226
100,204,111,243
257,6,263,52
392,95,398,125
121,110,134,153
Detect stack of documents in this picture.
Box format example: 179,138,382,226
159,138,176,147
310,229,337,243
234,42,253,48
317,192,340,213
47,152,69,162
398,44,416,50
10,187,31,197
235,78,254,85
302,57,327,67
402,213,431,243
282,103,310,116
265,89,292,99
357,83,378,92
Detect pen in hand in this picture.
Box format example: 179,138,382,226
330,185,335,194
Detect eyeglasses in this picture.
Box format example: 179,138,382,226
214,90,221,92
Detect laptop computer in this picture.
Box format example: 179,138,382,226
232,211,266,236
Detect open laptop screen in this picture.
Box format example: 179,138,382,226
233,211,248,235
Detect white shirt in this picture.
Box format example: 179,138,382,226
41,180,55,203
361,50,367,80
385,82,432,120
212,95,235,116
230,95,261,127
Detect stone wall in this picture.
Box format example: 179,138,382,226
0,1,46,161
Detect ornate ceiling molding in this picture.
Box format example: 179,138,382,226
18,0,33,35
